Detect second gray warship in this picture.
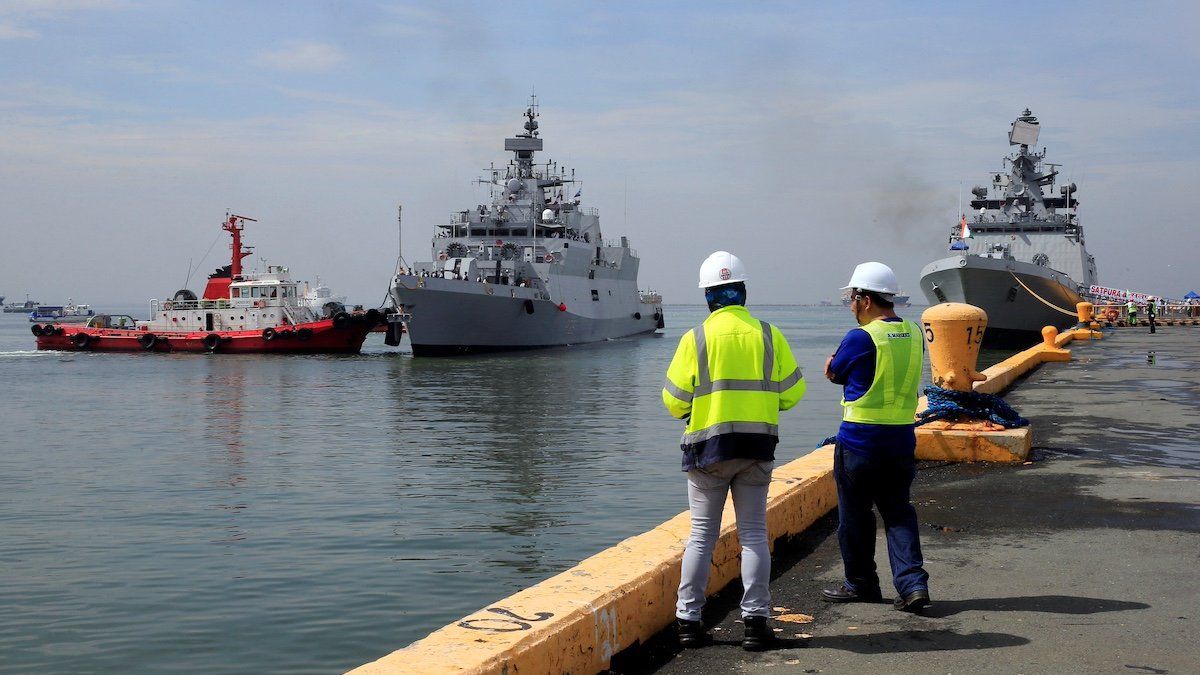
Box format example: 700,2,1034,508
387,99,664,356
919,110,1098,347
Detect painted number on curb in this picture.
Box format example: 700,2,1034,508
458,607,555,632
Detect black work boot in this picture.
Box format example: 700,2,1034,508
742,615,775,652
676,618,709,648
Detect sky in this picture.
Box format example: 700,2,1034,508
1,0,1198,307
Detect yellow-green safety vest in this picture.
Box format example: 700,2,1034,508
662,305,806,445
840,318,923,425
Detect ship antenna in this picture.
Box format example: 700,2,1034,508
395,203,408,273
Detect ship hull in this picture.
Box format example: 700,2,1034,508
392,275,662,356
919,255,1083,349
33,318,373,354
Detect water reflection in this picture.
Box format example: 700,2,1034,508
383,337,659,575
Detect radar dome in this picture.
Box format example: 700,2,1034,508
506,178,522,193
542,209,554,222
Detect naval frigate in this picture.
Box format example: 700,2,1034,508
387,99,664,356
919,110,1097,348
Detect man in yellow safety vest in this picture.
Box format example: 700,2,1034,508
662,250,806,651
821,261,931,613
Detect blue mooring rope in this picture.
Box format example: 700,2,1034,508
816,385,1028,448
915,385,1029,428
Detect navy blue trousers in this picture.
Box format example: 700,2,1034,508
833,442,930,596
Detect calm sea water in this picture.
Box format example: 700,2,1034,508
2,304,941,673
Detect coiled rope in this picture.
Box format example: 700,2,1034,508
915,385,1029,428
815,384,1029,448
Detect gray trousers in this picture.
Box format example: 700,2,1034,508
676,458,774,621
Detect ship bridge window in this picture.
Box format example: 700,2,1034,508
231,288,240,298
250,287,261,298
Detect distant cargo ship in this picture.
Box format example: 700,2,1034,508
841,289,910,307
28,300,94,323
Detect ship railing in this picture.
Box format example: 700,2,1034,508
1091,301,1199,320
151,298,235,313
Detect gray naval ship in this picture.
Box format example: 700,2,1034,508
919,110,1097,348
387,100,665,356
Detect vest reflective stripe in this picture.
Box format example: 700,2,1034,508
684,318,790,443
663,378,693,402
693,321,777,393
682,421,779,445
693,366,803,395
761,320,775,381
693,325,710,385
841,319,923,425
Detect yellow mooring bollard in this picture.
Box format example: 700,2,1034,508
920,302,988,392
1076,301,1104,337
915,302,1032,460
1039,326,1073,361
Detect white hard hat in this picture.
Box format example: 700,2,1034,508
841,261,899,296
698,251,748,289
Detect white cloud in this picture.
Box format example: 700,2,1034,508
0,22,37,39
0,0,130,39
256,41,347,73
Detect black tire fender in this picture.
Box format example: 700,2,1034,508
202,333,220,351
296,327,313,341
332,312,351,330
72,332,92,349
138,333,158,350
262,327,277,341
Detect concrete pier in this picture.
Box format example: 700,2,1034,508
642,328,1200,673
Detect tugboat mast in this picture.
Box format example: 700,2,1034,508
223,212,257,278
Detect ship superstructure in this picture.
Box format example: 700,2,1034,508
388,99,664,355
919,110,1098,347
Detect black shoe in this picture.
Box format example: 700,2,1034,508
821,583,883,603
676,618,709,648
742,615,775,652
893,589,931,613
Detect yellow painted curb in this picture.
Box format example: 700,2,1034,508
916,425,1031,462
349,448,838,675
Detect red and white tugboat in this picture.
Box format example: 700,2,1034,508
33,214,383,354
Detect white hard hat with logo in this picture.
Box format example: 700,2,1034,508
841,261,899,296
698,251,748,288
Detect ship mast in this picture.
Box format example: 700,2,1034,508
223,212,256,278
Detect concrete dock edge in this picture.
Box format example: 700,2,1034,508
349,448,837,674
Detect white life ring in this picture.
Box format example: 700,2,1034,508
544,253,555,263
162,301,173,310
438,252,448,261
486,286,494,296
254,299,267,308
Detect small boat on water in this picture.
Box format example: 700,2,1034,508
33,214,384,354
29,299,94,323
3,297,40,313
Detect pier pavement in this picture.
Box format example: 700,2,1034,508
634,328,1200,674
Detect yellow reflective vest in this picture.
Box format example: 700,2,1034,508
662,306,806,445
840,318,923,425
